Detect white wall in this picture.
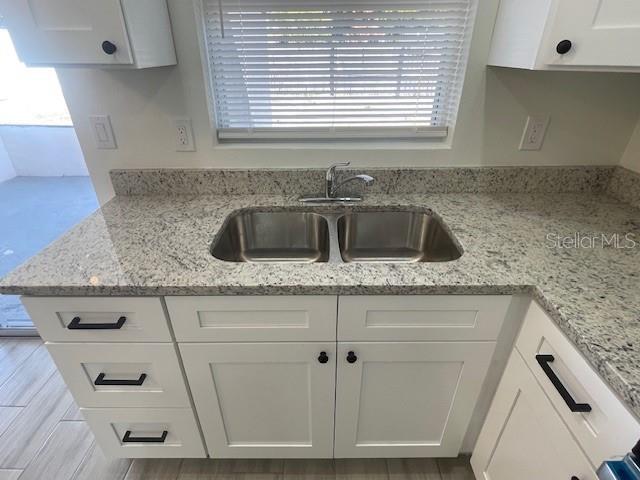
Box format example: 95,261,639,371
0,125,88,176
0,135,16,183
56,0,640,203
621,120,640,173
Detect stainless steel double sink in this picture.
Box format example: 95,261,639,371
211,208,463,264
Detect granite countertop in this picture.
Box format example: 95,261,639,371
1,192,639,418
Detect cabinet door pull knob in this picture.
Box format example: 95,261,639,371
67,316,126,330
318,352,329,364
556,39,572,55
102,41,117,55
346,351,358,363
536,354,591,413
94,373,147,386
122,430,168,443
571,477,580,480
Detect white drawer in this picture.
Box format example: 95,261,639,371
47,343,190,408
22,297,171,342
81,407,205,458
516,301,640,466
167,296,337,342
338,295,512,341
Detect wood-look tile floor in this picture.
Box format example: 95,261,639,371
0,338,476,480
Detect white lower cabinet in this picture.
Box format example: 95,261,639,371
176,295,508,459
26,294,531,460
516,303,640,466
334,342,495,458
179,342,336,458
471,351,597,480
22,293,640,466
471,300,640,479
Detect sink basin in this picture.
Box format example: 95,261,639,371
211,210,330,263
212,208,462,263
337,211,462,263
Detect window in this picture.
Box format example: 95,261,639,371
0,29,71,126
200,0,476,141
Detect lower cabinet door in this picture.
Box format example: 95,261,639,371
471,351,597,480
334,342,495,458
179,342,336,458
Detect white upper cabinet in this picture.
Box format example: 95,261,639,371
489,0,640,71
0,0,176,68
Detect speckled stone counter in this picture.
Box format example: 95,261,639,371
1,192,639,419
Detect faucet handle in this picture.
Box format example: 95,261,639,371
325,162,350,198
326,162,350,180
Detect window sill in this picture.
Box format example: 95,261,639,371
212,138,453,151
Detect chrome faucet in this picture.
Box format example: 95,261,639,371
301,162,375,203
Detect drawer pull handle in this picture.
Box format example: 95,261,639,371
122,430,168,443
94,373,147,386
346,351,358,364
318,352,329,364
535,354,592,413
67,316,126,330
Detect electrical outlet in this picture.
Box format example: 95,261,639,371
519,116,550,151
89,115,117,149
173,117,195,152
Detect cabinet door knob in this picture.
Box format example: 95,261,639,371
556,40,572,55
318,352,329,364
346,351,358,363
102,41,117,55
571,477,580,480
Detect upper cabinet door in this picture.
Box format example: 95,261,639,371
543,0,640,68
334,342,495,458
0,0,133,65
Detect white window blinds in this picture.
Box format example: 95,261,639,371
201,0,476,140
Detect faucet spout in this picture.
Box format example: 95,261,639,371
300,163,375,203
331,174,375,197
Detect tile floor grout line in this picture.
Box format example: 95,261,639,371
69,441,95,480
0,341,43,392
0,368,56,408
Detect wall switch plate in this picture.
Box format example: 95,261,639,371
519,116,550,151
173,117,195,152
89,115,117,149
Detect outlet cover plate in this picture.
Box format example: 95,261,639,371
519,116,550,151
173,117,195,152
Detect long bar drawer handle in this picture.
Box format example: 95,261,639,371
122,430,168,443
67,316,126,330
94,373,147,386
535,354,592,413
